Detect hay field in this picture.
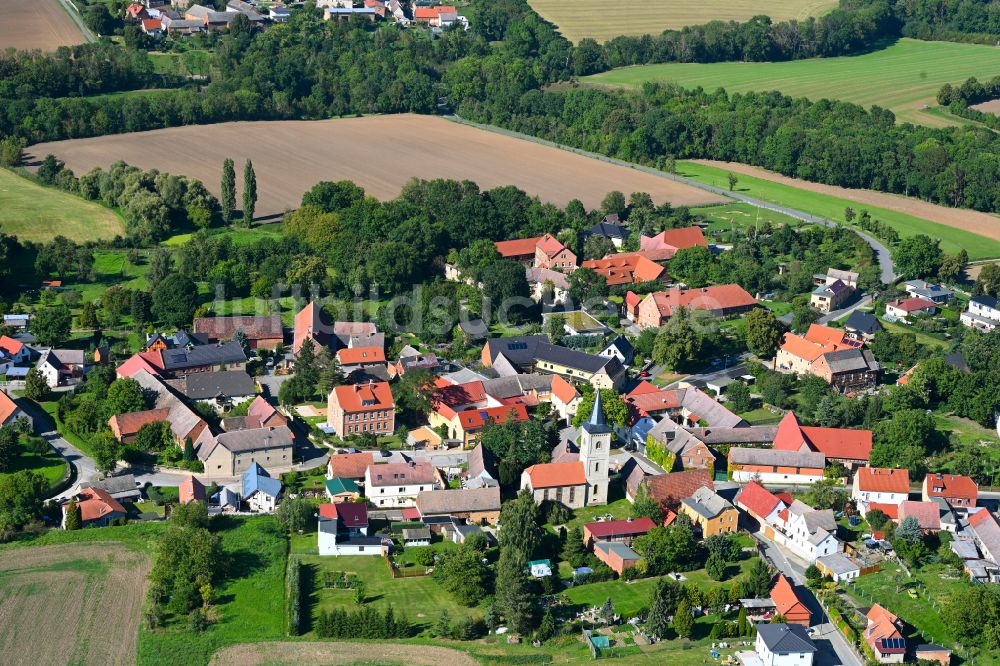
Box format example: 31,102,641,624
0,0,87,52
27,115,725,218
528,0,837,43
0,168,124,243
211,642,480,666
0,543,150,666
584,39,1000,126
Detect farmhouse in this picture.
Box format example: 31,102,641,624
776,324,856,374
365,461,438,507
639,226,708,258
773,412,872,466
180,370,256,411
480,335,626,390
110,369,208,446
197,425,294,479
728,447,826,485
327,381,395,439
735,481,787,527
580,253,663,286
754,623,817,666
852,467,909,508
582,517,655,546
415,487,501,524
0,389,31,429
495,234,577,271
679,485,738,536
193,315,284,349
922,473,977,508
318,503,384,556
327,451,375,480
224,395,288,431
242,462,282,512
770,573,811,626
897,500,941,531
810,279,852,313
63,487,127,528
635,285,757,328
37,348,85,388
630,469,714,506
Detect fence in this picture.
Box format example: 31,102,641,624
384,554,431,578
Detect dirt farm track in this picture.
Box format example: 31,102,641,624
0,0,87,52
0,542,149,666
211,641,481,666
27,114,726,219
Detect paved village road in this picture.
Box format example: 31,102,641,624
755,533,863,666
446,116,898,285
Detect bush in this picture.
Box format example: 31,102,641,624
286,556,302,636
412,547,436,567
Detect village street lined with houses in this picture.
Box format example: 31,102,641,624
3,0,1000,665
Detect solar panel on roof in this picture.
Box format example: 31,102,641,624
879,638,906,652
507,342,527,350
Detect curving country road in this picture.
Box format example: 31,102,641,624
446,116,898,285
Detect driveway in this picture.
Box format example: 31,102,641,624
755,533,863,666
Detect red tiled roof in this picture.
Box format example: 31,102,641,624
582,254,664,285
646,284,756,317
535,233,566,258
584,517,656,539
887,297,937,313
456,404,528,430
868,502,899,520
194,315,283,341
524,461,586,488
855,467,909,494
624,291,642,309
75,487,126,522
737,480,783,519
924,473,977,501
108,408,171,439
335,346,385,365
898,501,939,529
325,501,368,527
432,379,489,420
293,302,322,353
368,461,436,486
770,574,808,618
116,351,163,378
495,236,542,258
774,412,872,461
179,475,206,504
142,18,161,30
0,390,20,425
626,386,682,417
327,452,374,479
645,470,714,504
779,324,853,362
640,227,708,253
0,335,24,356
551,375,579,404
331,381,394,413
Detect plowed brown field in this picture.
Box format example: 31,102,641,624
1,0,87,52
27,114,726,220
0,542,149,666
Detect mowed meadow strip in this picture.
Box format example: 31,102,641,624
584,39,1000,126
0,167,124,243
680,160,1000,259
26,114,727,219
527,0,837,43
0,0,87,52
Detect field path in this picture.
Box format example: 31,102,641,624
0,0,90,52
27,114,726,219
0,542,149,666
693,160,1000,242
211,641,481,666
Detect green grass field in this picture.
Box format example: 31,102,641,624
584,39,1000,126
528,0,837,43
693,203,805,233
0,168,123,243
0,448,68,490
676,161,1000,259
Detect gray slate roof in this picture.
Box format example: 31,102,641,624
160,341,247,371
756,623,817,654
680,485,734,519
728,447,826,468
183,371,256,400
823,348,879,373
416,487,501,515
844,310,881,336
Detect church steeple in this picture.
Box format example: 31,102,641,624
582,389,612,434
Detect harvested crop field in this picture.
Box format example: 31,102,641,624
211,642,480,666
693,160,1000,243
528,0,837,43
26,114,726,219
971,99,1000,116
0,0,87,52
0,542,149,666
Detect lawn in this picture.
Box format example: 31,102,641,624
693,202,805,234
161,223,284,248
584,38,1000,126
301,553,472,632
137,515,288,666
36,399,98,458
737,407,783,426
527,0,837,43
674,161,1000,259
0,167,123,243
0,447,68,490
61,249,151,306
148,50,212,77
